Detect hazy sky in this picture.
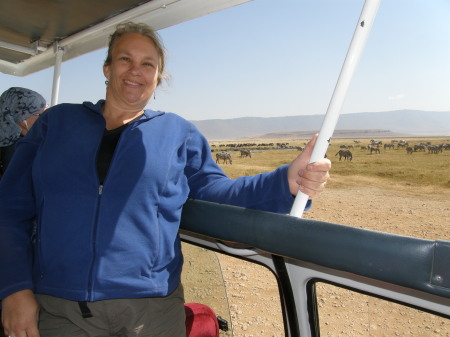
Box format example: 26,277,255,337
1,0,449,121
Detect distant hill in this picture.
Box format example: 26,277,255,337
242,129,412,140
190,110,450,140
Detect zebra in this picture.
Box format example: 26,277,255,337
240,149,252,158
406,146,414,154
414,144,426,152
368,146,380,154
335,150,353,161
215,152,232,165
397,141,408,149
370,139,383,147
427,145,441,154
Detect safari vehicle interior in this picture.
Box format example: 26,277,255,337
1,0,449,336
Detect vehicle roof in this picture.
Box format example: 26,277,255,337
0,0,251,76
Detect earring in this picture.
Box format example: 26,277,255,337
154,92,156,100
105,80,109,85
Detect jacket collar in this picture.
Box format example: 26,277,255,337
82,100,165,120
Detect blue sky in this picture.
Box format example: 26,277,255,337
1,0,450,121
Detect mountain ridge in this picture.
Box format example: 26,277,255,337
189,110,450,140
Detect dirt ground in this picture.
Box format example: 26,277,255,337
183,180,450,336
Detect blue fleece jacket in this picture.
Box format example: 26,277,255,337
0,100,308,301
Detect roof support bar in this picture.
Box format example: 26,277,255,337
290,0,381,218
51,45,64,106
0,40,36,55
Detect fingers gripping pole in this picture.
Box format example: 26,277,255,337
290,0,381,218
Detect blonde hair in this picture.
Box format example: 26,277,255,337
104,22,167,86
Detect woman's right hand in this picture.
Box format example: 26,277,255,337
2,289,40,337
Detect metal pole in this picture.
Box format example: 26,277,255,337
51,45,64,106
290,0,381,218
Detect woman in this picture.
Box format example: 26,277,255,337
0,22,331,337
0,87,46,337
0,87,47,176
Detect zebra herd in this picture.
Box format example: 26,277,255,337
344,139,450,156
334,139,450,161
212,139,449,165
215,149,253,165
406,144,447,155
211,142,291,150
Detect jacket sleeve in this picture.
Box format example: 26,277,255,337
185,124,311,214
0,113,47,300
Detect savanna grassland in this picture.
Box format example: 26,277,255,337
183,136,450,337
210,137,450,191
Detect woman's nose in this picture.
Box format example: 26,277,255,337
129,63,141,74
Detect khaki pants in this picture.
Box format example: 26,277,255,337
36,284,186,337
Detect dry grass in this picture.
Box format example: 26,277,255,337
206,136,450,337
211,137,450,192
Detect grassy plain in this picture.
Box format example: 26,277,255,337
207,136,450,337
210,137,450,192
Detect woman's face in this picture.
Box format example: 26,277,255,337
103,32,160,111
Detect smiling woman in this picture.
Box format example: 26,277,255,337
0,20,331,337
102,22,167,129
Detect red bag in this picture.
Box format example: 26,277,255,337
185,303,220,337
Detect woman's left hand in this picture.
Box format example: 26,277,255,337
287,134,331,198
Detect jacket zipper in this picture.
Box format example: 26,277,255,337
87,184,103,301
86,122,132,301
86,118,107,301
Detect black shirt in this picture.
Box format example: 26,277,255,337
96,123,130,184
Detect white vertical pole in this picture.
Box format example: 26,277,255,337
51,45,64,106
290,0,381,218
